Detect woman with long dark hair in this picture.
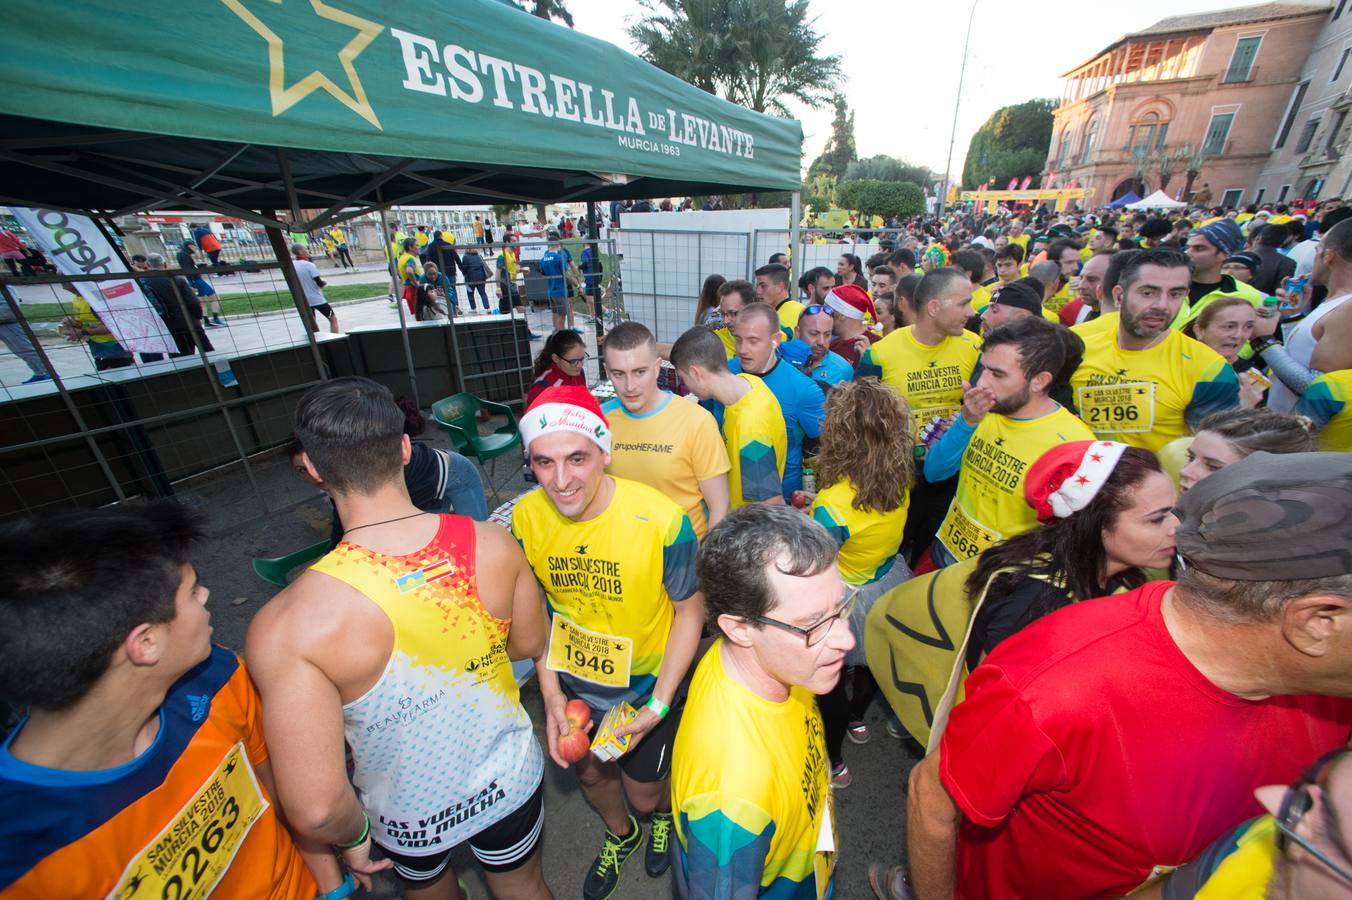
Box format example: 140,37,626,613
962,441,1178,670
836,253,867,289
525,330,587,406
693,273,726,328
809,379,915,788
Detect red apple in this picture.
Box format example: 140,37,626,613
565,699,592,731
557,725,591,763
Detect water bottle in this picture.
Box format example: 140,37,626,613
801,466,816,494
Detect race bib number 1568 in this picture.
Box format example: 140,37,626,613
108,742,268,900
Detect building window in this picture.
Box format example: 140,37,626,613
1278,184,1291,202
1056,130,1070,168
1221,188,1244,208
1223,36,1262,84
1335,48,1352,83
1296,118,1321,153
1081,118,1099,164
1202,112,1235,155
1255,188,1266,205
1328,111,1348,156
1275,81,1310,148
1338,0,1348,20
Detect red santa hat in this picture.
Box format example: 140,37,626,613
823,283,876,322
519,385,611,454
1024,441,1130,523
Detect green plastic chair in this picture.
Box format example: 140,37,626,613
251,539,332,587
431,392,523,501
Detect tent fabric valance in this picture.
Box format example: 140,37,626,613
0,0,802,220
1126,190,1187,210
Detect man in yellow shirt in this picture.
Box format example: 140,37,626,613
602,322,731,538
754,264,804,334
1007,219,1031,256
1070,247,1239,453
671,326,787,508
925,316,1095,567
857,267,980,439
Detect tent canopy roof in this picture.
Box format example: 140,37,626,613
1126,190,1187,210
0,0,802,227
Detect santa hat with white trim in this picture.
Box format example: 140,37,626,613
823,283,876,322
519,385,611,454
1023,440,1130,523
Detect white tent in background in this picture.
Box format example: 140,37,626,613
1127,190,1187,210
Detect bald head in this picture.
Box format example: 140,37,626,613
1079,253,1109,309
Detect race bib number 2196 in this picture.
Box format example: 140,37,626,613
108,742,268,900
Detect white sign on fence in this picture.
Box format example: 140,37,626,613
12,207,171,355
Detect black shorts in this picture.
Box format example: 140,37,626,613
376,780,545,880
311,303,334,317
561,674,695,784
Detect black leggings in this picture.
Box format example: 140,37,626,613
336,246,354,267
818,665,880,767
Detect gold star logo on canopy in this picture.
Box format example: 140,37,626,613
222,0,383,129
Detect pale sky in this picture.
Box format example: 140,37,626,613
566,0,1267,179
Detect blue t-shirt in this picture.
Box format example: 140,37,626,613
537,248,572,298
706,358,824,498
811,351,854,386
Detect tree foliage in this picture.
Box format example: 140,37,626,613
801,172,838,211
961,99,1056,189
836,180,925,220
843,155,933,189
629,0,841,115
806,94,856,180
524,0,574,27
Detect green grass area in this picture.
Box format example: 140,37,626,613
19,281,390,322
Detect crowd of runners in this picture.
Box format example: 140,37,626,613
2,199,1352,900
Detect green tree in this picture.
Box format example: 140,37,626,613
836,179,924,220
806,94,856,180
802,172,837,211
525,0,574,27
629,0,841,114
843,155,933,188
961,99,1056,189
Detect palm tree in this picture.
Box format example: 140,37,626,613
528,0,573,27
628,0,840,113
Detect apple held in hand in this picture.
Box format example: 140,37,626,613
557,700,593,764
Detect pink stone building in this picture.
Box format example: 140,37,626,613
1044,3,1330,207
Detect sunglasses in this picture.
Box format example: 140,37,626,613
1274,747,1352,885
748,586,859,647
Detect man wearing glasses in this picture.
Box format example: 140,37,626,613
900,452,1352,900
1143,746,1352,898
672,506,853,900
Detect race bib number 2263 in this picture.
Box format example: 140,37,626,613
108,742,268,900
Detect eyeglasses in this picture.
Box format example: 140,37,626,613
1274,747,1352,886
749,586,859,647
802,304,835,317
560,355,590,366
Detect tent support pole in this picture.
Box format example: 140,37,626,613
587,201,605,383
260,210,329,390
377,205,420,407
0,282,128,503
789,192,801,287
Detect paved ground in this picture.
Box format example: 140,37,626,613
183,425,917,900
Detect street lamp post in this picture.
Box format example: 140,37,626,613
939,0,980,217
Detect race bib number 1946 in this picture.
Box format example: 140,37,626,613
546,615,633,688
107,742,268,900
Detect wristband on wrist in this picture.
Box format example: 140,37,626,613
1251,335,1280,354
318,872,357,900
644,695,670,719
335,812,370,850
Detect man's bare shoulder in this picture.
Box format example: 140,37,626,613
472,519,526,562
247,567,384,654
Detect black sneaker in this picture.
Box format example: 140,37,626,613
583,815,642,900
645,811,673,877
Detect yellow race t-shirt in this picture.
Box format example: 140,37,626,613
1071,327,1239,452
936,406,1095,561
414,230,430,249
1072,310,1119,339
603,393,731,538
1008,233,1030,255
673,641,834,900
1044,282,1074,315
857,326,981,439
810,478,910,585
775,299,806,332
511,478,698,708
1297,369,1352,451
722,375,788,508
714,326,736,359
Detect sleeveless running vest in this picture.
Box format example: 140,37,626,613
310,514,543,856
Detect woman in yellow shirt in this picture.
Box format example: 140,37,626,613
809,379,915,787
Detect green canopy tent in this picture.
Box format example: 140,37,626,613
0,0,802,224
